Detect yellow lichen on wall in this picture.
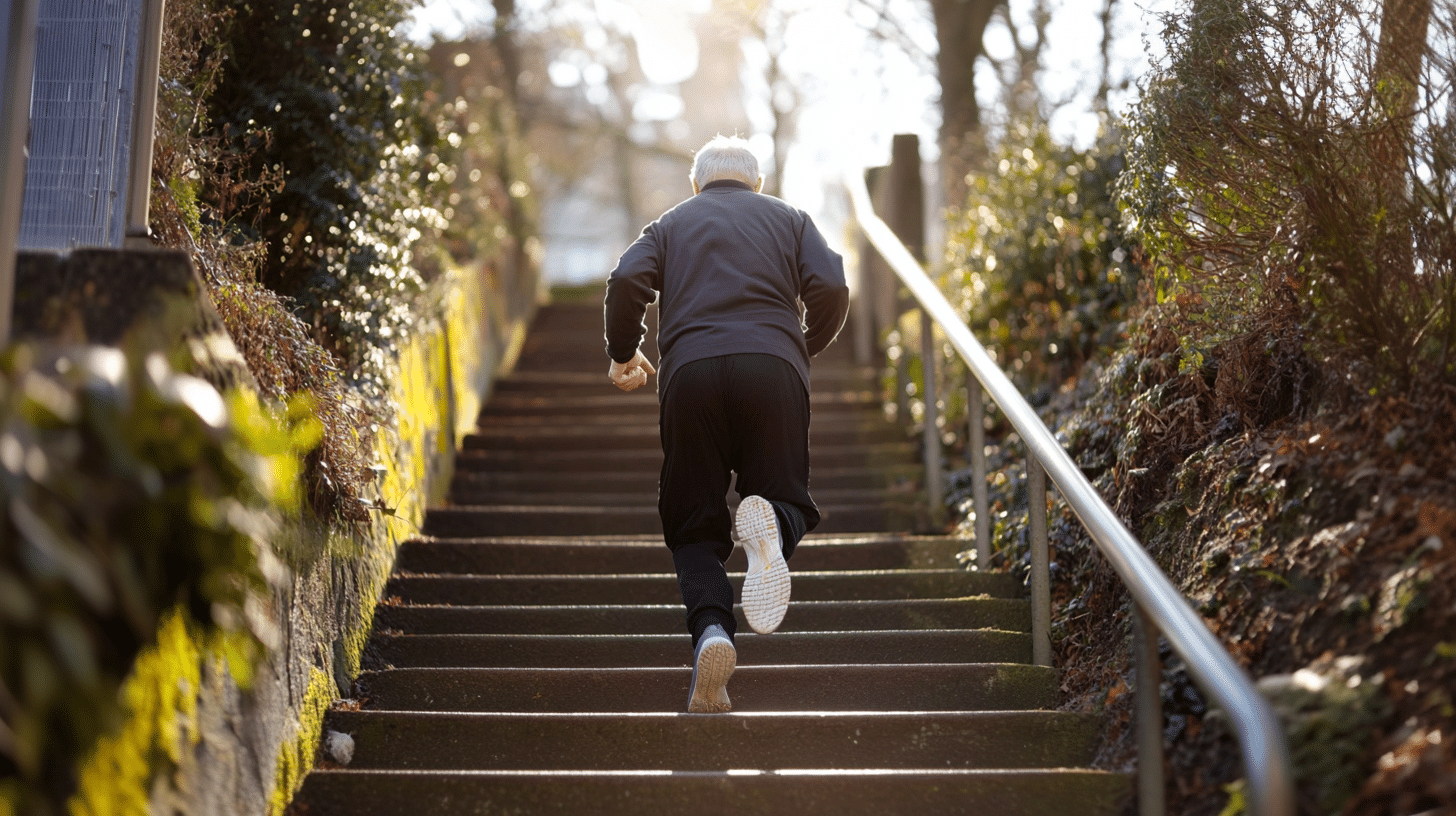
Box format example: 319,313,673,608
67,610,201,816
266,667,333,816
264,258,517,812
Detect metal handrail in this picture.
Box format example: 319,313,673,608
844,170,1295,816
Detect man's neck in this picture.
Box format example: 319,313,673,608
701,179,753,192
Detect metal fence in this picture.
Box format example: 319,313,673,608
17,0,156,250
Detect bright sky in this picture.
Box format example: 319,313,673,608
406,0,1173,232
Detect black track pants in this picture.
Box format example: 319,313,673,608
659,354,818,645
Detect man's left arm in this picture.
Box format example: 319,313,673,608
797,216,850,357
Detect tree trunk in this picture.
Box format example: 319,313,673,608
1370,0,1432,380
493,0,520,109
930,0,1000,207
1372,0,1432,174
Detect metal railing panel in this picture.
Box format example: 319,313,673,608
20,0,144,249
845,169,1294,816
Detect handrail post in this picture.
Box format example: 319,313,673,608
0,0,39,345
125,0,167,247
1135,607,1167,816
920,308,943,523
968,375,990,569
1028,456,1051,666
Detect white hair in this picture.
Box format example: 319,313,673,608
690,135,760,188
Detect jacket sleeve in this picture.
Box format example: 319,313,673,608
797,214,850,357
604,221,662,364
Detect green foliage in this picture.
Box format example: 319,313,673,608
1118,0,1456,390
151,0,379,531
204,0,453,394
0,344,310,814
943,120,1140,398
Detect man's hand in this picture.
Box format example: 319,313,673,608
608,350,656,392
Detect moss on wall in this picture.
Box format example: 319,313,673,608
265,668,332,816
262,255,515,813
66,611,199,816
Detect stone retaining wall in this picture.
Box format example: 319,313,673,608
11,246,539,815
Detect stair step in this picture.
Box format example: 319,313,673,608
493,370,881,392
441,487,914,508
373,597,1032,635
477,389,884,417
354,663,1058,712
451,443,916,473
394,535,966,574
419,504,920,537
448,465,920,495
384,569,1019,606
473,407,891,429
365,630,1031,669
463,423,904,451
322,709,1100,770
295,768,1130,816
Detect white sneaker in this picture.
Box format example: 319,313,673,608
686,625,736,713
735,495,791,635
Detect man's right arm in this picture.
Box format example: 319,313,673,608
604,223,662,364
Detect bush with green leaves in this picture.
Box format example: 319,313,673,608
1118,0,1455,391
204,0,454,394
0,344,314,813
940,120,1140,404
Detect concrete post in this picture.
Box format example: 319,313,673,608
853,166,889,369
883,134,941,521
125,0,166,247
0,0,38,344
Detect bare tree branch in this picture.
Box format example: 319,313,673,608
850,0,937,75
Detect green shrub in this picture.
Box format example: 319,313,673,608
1118,0,1455,391
935,120,1140,426
203,0,454,394
152,0,375,530
0,343,312,814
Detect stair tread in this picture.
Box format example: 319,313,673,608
373,597,1033,635
365,629,1033,668
320,707,1108,770
355,663,1058,713
294,768,1130,816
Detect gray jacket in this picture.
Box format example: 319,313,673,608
604,179,850,397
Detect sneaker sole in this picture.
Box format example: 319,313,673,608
735,496,791,635
686,638,735,713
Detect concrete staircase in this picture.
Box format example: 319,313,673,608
290,294,1129,815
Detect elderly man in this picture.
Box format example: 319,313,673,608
603,135,849,713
